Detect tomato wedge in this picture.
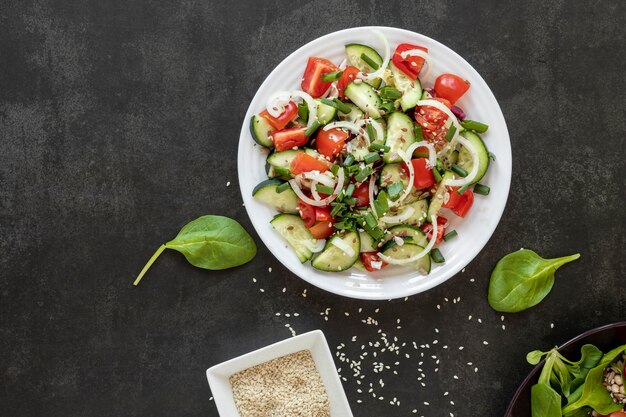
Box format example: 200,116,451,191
315,206,332,222
421,216,447,245
309,220,335,239
352,181,370,207
443,187,474,217
273,127,308,151
414,98,452,149
259,101,298,130
434,74,470,105
301,57,340,98
402,158,435,190
290,152,330,175
337,66,360,99
316,127,350,159
392,43,428,80
361,252,388,272
298,200,316,227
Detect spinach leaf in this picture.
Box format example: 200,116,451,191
133,215,257,285
488,249,580,312
532,383,563,417
561,344,626,416
528,349,553,365
532,351,563,417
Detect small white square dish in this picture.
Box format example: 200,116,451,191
206,330,353,417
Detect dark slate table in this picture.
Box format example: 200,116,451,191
2,1,624,416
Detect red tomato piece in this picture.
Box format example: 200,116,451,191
451,189,474,217
442,186,463,209
259,101,298,130
337,66,360,99
352,181,370,207
273,127,308,151
315,207,332,222
290,152,330,175
360,252,388,272
414,98,453,150
434,74,470,105
301,57,340,98
298,200,316,227
392,43,428,80
316,127,350,159
607,413,626,417
421,216,447,245
309,220,335,239
402,158,435,190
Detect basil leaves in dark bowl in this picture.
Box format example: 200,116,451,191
505,322,626,417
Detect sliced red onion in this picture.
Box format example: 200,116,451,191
451,105,466,120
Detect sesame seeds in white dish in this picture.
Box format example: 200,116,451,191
238,26,511,300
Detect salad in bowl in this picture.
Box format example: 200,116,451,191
250,31,492,274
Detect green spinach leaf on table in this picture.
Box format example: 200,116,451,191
488,249,580,313
134,215,257,285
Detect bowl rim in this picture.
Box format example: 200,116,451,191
237,25,512,300
504,321,626,417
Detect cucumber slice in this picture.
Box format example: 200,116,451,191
457,131,489,184
384,112,416,163
390,62,423,111
338,103,364,123
270,214,316,263
359,230,377,252
386,225,428,247
345,43,383,88
267,149,301,175
343,82,382,119
380,242,431,274
250,115,274,148
403,199,429,227
420,90,433,100
380,163,409,188
312,230,360,272
428,171,455,217
315,99,338,125
252,179,298,214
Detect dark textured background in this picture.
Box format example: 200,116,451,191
1,0,624,416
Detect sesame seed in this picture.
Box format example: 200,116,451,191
483,341,489,345
226,181,231,186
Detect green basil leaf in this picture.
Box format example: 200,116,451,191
134,215,257,285
488,249,580,312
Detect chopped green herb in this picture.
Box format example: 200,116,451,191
320,98,352,114
276,182,291,193
414,124,424,142
321,71,343,82
460,120,489,133
432,167,442,183
304,120,320,137
343,197,358,206
330,202,346,217
366,123,377,143
445,124,457,142
363,152,381,164
379,101,395,113
360,53,380,70
330,164,340,175
354,166,373,183
379,86,402,100
474,183,491,195
363,212,378,229
298,102,308,123
369,143,390,152
457,183,470,195
430,248,445,263
387,182,404,201
443,230,458,241
316,184,335,195
343,154,355,167
450,163,468,177
374,190,389,217
345,183,355,198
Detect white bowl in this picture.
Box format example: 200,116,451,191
238,26,512,300
206,330,353,417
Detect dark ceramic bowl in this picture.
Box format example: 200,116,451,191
505,322,626,417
